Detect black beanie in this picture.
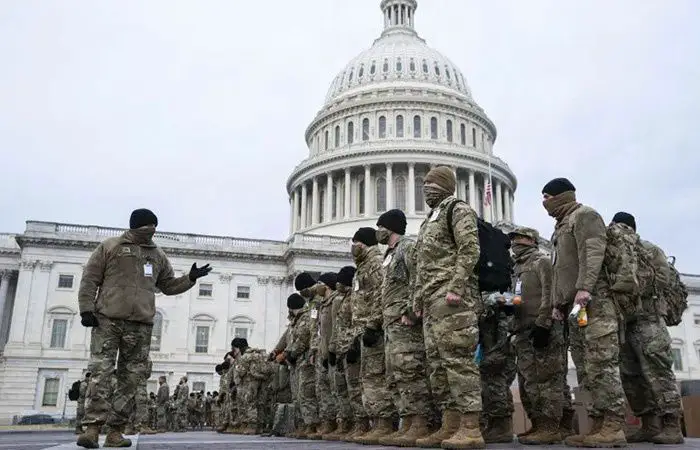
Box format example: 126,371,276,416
215,364,223,373
319,272,338,290
541,178,576,196
337,266,356,287
294,272,316,291
231,338,248,350
377,209,407,235
287,293,306,310
129,208,158,229
353,227,378,246
612,212,636,231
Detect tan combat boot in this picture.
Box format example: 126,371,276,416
343,417,370,442
139,425,158,435
103,426,132,448
392,415,431,447
440,412,485,449
565,415,602,447
482,416,513,443
309,419,333,439
416,410,461,448
351,418,378,443
216,422,228,433
581,414,627,448
240,424,257,435
378,415,413,446
304,422,321,440
518,417,538,438
358,417,394,445
77,424,100,449
651,413,684,445
75,425,83,435
323,419,349,440
519,418,562,445
626,413,661,443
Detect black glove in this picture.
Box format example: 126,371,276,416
530,326,551,349
499,303,515,316
322,359,329,369
221,360,231,370
362,328,382,347
346,348,360,364
285,351,297,365
328,352,337,366
80,312,99,327
189,263,212,282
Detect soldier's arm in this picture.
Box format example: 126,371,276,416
156,254,196,296
288,316,311,356
402,242,416,316
351,276,368,331
367,260,385,330
78,243,107,314
535,257,554,328
448,203,480,298
409,239,424,313
273,328,288,354
649,243,671,289
573,209,607,293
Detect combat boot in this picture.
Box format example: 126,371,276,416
378,415,413,446
519,418,562,445
75,425,83,435
76,424,100,449
441,412,485,449
565,415,602,447
416,410,461,448
350,418,376,443
651,413,684,445
310,419,334,439
323,418,349,440
123,425,135,436
302,422,319,439
240,424,257,435
482,416,513,443
138,425,158,435
356,417,394,445
103,426,132,448
560,409,576,439
518,418,538,438
581,414,627,448
625,413,661,443
392,415,431,447
343,417,370,442
216,423,228,433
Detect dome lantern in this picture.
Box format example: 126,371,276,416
380,0,418,37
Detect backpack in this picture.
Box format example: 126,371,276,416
446,200,513,293
604,223,642,319
68,381,81,401
662,257,688,326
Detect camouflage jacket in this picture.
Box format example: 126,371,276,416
177,384,189,405
157,384,169,405
331,286,354,354
605,223,640,295
512,245,553,332
287,306,313,359
413,196,480,312
78,380,88,405
273,327,289,354
382,237,416,328
306,294,323,357
640,239,671,315
311,290,337,361
352,245,385,332
218,366,229,395
236,348,273,381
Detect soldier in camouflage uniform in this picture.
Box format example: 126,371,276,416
216,361,230,432
156,376,169,433
175,376,189,431
129,376,156,435
231,338,274,434
75,372,90,434
76,209,211,448
373,210,435,447
508,226,572,445
611,212,684,445
542,178,627,447
412,167,485,448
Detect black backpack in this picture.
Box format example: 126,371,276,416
446,200,514,293
68,381,81,401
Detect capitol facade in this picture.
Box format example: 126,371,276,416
0,0,698,424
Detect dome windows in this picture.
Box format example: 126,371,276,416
446,120,453,142
324,130,329,150
375,177,387,213
347,122,354,144
358,64,365,78
413,115,422,138
445,66,452,84
383,59,389,74
396,115,404,138
362,118,370,141
434,62,441,77
409,58,416,72
422,60,429,74
430,117,438,139
394,176,407,211
460,123,466,145
348,68,354,84
370,61,376,75
334,125,341,148
378,116,387,139
396,58,403,72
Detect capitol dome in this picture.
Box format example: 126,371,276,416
287,0,517,238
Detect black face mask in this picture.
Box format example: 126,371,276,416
424,186,449,208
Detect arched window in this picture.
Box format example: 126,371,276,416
152,311,163,351
376,177,387,213
413,115,421,138
319,186,325,223
370,61,376,75
472,128,477,147
378,116,387,138
409,58,416,72
396,58,403,72
383,59,389,73
446,120,453,142
358,178,366,215
45,306,75,350
348,68,354,83
358,64,364,78
324,130,329,150
332,185,338,219
396,115,404,138
415,176,425,212
460,123,466,145
445,65,451,83
394,176,407,211
347,122,354,144
430,117,438,139
334,126,340,148
422,60,429,74
362,118,370,141
434,62,441,77
191,314,216,354
230,315,255,341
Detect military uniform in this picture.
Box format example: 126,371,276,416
287,302,319,430
76,379,88,432
156,382,169,432
310,289,337,435
176,382,189,430
327,285,354,434
236,348,274,433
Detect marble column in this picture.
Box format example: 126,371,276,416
292,189,299,232
27,261,52,345
386,163,393,210
311,177,319,225
300,183,308,229
510,192,515,222
326,173,333,223
468,170,476,210
408,163,416,215
0,271,11,340
7,261,35,345
504,188,511,222
364,165,371,215
483,176,492,222
344,168,351,219
452,167,458,198
495,181,503,222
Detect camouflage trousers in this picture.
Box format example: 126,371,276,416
315,360,337,422
177,404,188,429
129,380,150,429
568,298,626,418
330,361,353,422
423,293,482,414
385,323,434,418
76,401,86,427
156,405,167,430
258,381,275,432
83,314,152,427
514,323,571,422
360,335,396,419
291,359,318,426
478,313,516,420
342,354,366,421
238,380,261,424
621,317,682,417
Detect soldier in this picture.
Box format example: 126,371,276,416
75,372,90,435
176,376,190,431
270,361,293,436
76,208,212,448
129,377,156,435
216,361,230,432
156,376,169,433
350,227,397,445
187,393,197,428
210,391,220,429
148,392,157,431
232,338,274,434
612,212,684,444
542,178,627,447
508,226,572,445
412,166,485,448
373,210,434,447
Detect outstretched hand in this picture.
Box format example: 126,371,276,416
189,263,212,282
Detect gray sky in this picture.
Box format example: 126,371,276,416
1,0,699,272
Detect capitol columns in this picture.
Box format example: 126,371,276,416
483,176,493,223
386,163,393,210
292,189,300,232
311,177,319,226
0,270,15,343
344,168,351,219
300,183,308,229
326,172,333,223
364,165,371,215
408,163,416,215
468,170,476,210
495,181,503,221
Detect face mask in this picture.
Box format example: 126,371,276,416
300,288,313,299
351,244,363,259
511,243,535,257
131,225,156,243
376,228,392,245
424,186,448,208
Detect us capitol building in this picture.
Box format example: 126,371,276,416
0,0,698,423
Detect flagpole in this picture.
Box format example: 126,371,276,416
487,151,495,221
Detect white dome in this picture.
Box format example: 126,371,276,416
324,0,472,104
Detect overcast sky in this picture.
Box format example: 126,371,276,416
1,0,699,272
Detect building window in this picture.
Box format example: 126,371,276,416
409,58,416,72
376,177,387,213
671,348,683,371
383,59,389,73
151,312,163,352
50,319,67,349
460,123,466,145
694,314,700,326
446,120,453,142
348,68,354,83
324,130,329,150
42,378,60,407
430,117,438,139
195,326,209,353
334,126,340,148
236,285,250,300
192,381,205,393
415,176,425,212
422,60,428,73
57,274,73,289
378,116,386,138
396,58,403,72
394,176,407,211
413,116,421,138
472,128,477,147
358,179,365,215
445,65,451,82
235,327,248,339
358,64,364,78
347,122,354,144
198,283,213,298
434,62,440,77
362,118,370,141
230,315,255,342
370,61,376,75
396,115,404,138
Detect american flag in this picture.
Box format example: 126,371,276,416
484,182,492,206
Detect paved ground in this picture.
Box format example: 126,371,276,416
1,431,700,450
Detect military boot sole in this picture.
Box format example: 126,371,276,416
76,436,100,449
102,438,132,448
651,435,684,445
484,434,514,443
441,438,487,449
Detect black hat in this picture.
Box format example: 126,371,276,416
353,227,378,246
541,178,576,196
231,338,248,349
294,272,316,291
215,364,223,373
377,209,407,235
287,293,306,310
612,212,636,231
319,272,338,290
337,266,356,287
129,208,158,229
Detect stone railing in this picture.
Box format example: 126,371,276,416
287,233,351,253
0,234,19,250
